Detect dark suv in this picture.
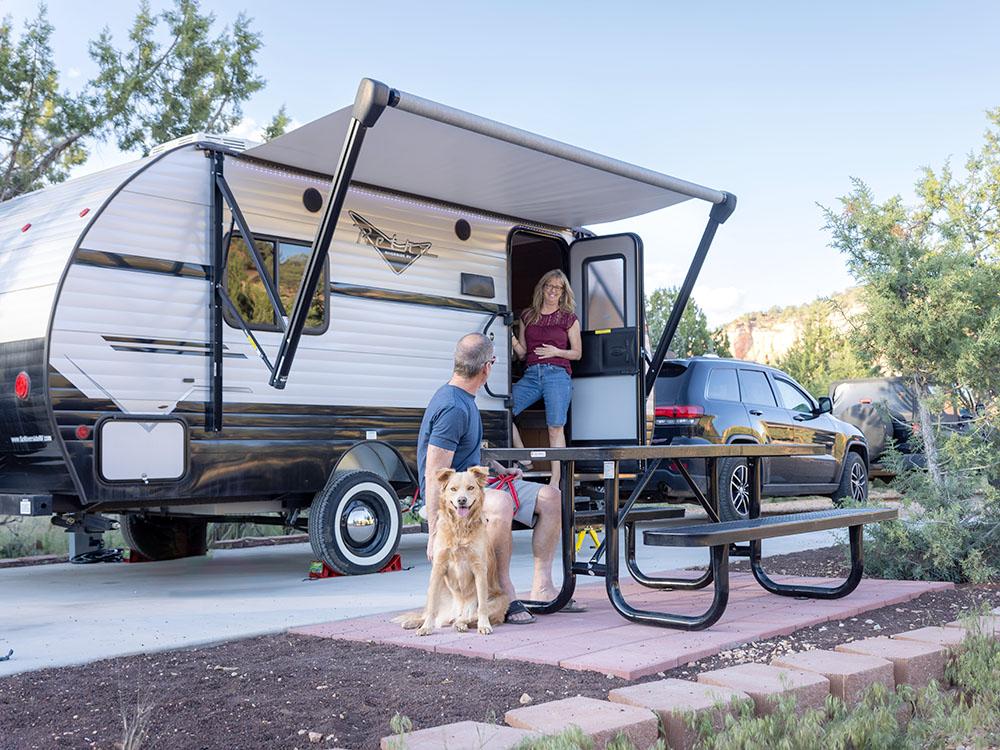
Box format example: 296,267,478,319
649,357,869,520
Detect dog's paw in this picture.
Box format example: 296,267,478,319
477,620,493,635
399,617,421,630
416,625,433,636
453,621,469,633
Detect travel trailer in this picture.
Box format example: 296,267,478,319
0,78,735,573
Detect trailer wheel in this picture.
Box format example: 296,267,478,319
120,514,208,561
309,470,402,575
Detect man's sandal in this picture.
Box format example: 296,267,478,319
504,600,536,625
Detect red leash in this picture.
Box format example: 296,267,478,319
487,474,520,513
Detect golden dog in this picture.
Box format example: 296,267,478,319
398,466,510,635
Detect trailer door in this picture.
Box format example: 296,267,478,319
568,234,644,444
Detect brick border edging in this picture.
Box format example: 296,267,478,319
382,611,1000,750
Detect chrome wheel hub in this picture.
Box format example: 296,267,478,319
850,462,867,502
345,504,377,544
730,465,751,517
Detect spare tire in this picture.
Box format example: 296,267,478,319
838,404,891,463
120,514,209,561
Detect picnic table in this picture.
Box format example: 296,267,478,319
481,444,897,631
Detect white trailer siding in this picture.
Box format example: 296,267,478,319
49,148,213,415
0,160,144,343
47,147,570,418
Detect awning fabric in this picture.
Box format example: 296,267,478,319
245,92,726,228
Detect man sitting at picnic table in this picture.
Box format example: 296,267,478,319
417,332,584,624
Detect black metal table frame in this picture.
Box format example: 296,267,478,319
481,444,865,630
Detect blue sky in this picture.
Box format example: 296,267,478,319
7,1,1000,324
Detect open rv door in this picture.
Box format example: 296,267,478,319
569,234,644,445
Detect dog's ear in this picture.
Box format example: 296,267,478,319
434,467,455,484
468,466,490,486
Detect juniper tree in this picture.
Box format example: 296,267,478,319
645,286,732,358
823,110,1000,487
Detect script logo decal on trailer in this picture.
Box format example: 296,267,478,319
348,211,436,275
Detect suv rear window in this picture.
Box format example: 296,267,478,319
705,367,739,401
738,369,777,406
654,364,688,405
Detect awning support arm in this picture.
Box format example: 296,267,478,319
215,172,288,329
268,79,396,389
219,293,277,373
644,192,737,397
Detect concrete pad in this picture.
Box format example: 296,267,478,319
0,524,925,678
697,663,830,715
835,638,946,688
381,720,536,750
609,678,751,750
505,696,658,749
772,649,895,703
893,626,971,656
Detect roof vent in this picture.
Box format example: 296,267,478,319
149,132,257,157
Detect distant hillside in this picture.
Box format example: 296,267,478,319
722,288,864,364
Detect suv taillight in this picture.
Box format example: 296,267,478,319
655,406,704,419
14,371,30,400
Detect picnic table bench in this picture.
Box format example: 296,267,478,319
481,443,898,631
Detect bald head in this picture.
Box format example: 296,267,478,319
454,333,494,378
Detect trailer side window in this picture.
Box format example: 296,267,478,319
227,236,278,325
224,234,328,334
278,241,326,329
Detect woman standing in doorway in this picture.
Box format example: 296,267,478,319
511,269,582,487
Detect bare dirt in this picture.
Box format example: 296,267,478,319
1,545,995,750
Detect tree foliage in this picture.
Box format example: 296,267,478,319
1,1,266,202
826,108,1000,584
776,307,873,398
824,110,1000,488
645,287,732,358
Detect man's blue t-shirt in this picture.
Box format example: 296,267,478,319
417,384,482,497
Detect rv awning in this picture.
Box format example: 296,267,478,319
245,89,726,228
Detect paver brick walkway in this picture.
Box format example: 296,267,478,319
292,572,951,679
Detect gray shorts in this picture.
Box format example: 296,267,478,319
508,478,542,529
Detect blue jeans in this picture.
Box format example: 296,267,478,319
511,364,573,427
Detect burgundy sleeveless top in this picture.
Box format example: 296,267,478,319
522,309,578,374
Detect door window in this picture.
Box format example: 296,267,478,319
705,367,740,401
583,255,626,330
738,370,777,406
774,378,815,414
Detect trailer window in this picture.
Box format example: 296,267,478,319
227,236,277,325
278,241,326,329
224,234,328,334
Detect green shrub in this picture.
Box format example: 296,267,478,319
862,427,1000,584
695,608,1000,749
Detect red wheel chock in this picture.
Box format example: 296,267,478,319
308,553,402,579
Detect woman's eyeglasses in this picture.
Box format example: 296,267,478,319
543,284,563,292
